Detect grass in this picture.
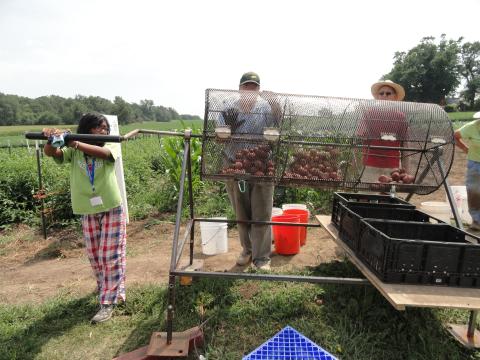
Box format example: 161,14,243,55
1,263,480,360
0,119,203,145
448,111,476,122
0,113,477,146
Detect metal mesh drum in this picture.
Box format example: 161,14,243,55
201,89,454,194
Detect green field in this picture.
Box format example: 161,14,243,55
0,112,476,146
0,120,204,145
448,111,475,121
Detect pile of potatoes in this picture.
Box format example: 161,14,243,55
377,168,415,184
220,144,275,176
284,147,342,181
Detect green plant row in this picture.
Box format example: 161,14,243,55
0,136,333,229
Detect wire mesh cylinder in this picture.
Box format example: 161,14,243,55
201,89,454,194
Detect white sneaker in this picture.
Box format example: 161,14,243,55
91,305,114,324
236,253,252,266
254,261,271,271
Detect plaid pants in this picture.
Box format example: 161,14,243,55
81,206,126,305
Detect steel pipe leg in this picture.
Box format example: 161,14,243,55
447,310,480,349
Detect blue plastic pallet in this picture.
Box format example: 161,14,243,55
243,326,338,360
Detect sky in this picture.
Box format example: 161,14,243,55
1,0,479,117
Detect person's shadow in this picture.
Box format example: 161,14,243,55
2,293,98,360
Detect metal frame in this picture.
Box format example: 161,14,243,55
168,131,480,354
25,129,479,358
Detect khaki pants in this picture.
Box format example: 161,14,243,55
226,181,273,265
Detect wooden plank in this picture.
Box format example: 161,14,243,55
316,215,480,311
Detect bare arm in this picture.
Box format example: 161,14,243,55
42,128,112,160
42,128,65,158
262,91,283,126
454,131,469,153
69,141,112,159
44,144,64,158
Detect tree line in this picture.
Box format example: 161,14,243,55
385,35,480,109
0,93,201,126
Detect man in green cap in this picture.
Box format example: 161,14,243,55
217,71,275,270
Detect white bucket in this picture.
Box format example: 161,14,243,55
446,186,472,225
420,202,453,223
282,203,308,211
272,207,283,217
200,217,228,255
281,203,310,218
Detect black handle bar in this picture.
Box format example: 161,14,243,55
25,132,123,143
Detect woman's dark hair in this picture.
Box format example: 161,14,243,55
77,113,110,135
77,113,110,146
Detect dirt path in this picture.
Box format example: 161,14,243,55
0,152,467,305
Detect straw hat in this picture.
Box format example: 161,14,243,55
371,80,405,101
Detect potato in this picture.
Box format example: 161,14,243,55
234,161,243,170
391,171,400,181
402,174,414,184
254,160,263,169
329,148,340,157
256,149,268,159
319,171,329,179
378,175,390,183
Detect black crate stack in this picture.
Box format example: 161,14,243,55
332,192,480,288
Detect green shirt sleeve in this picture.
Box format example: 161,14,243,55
104,143,121,162
53,147,74,164
458,120,480,162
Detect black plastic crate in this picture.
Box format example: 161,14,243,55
331,192,415,227
337,203,444,252
357,219,480,287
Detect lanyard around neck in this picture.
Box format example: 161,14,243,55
85,158,96,193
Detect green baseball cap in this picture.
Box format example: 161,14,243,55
239,72,260,86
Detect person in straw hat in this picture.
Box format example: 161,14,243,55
359,79,410,184
454,111,480,231
371,79,405,101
